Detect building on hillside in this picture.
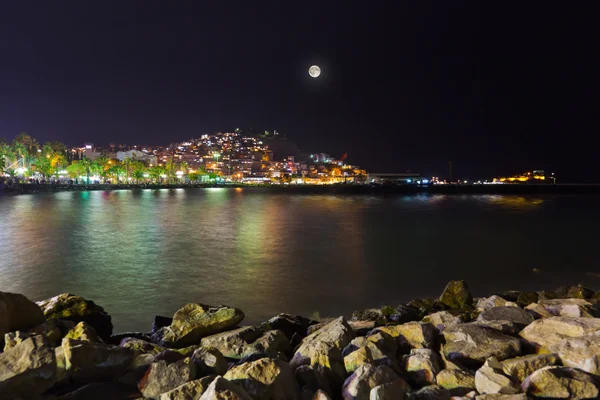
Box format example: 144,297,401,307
116,150,157,165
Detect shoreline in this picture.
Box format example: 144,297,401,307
4,182,600,196
1,281,600,399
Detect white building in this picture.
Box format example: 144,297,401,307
116,150,157,165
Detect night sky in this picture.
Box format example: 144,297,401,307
1,2,598,181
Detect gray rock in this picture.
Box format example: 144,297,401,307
474,358,519,395
403,348,443,387
442,324,521,367
435,368,476,396
549,331,600,374
369,379,410,400
224,357,300,400
158,303,245,348
500,354,559,382
343,338,398,374
475,296,519,312
0,335,56,397
62,337,133,382
0,291,45,338
199,376,253,400
191,347,228,376
64,321,102,343
56,381,141,400
525,298,599,318
521,366,599,399
259,314,316,341
439,281,473,310
411,384,451,400
422,311,462,333
312,389,332,400
160,375,217,400
200,327,262,359
242,329,292,359
519,316,600,351
4,330,33,352
474,395,527,400
368,322,436,354
37,293,113,340
122,337,170,355
30,319,76,347
139,357,197,398
476,307,533,329
342,364,399,400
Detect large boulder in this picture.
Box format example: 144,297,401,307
199,376,253,400
160,375,217,400
62,337,133,382
342,364,399,400
224,357,299,399
475,296,519,312
259,314,316,340
4,331,33,352
121,337,170,355
200,327,262,359
525,298,599,318
439,281,473,310
139,357,197,398
290,317,355,392
191,347,228,376
369,379,410,400
476,307,533,329
242,330,292,359
368,322,436,354
156,303,245,348
37,293,113,340
549,331,600,374
343,337,398,374
474,358,519,395
500,354,559,382
442,324,521,367
0,335,56,397
518,316,600,351
0,292,45,338
30,319,76,347
436,368,475,396
521,366,600,399
402,348,443,387
566,284,595,299
422,311,462,333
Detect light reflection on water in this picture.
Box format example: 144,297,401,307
1,190,599,333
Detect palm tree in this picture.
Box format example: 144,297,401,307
79,158,93,184
148,165,166,183
12,142,28,168
132,170,145,184
122,157,132,183
95,156,111,182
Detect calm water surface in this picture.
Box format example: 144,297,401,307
1,189,599,333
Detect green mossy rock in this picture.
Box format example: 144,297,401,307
439,281,473,310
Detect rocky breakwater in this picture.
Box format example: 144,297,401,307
1,282,600,399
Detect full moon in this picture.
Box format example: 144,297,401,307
308,65,321,78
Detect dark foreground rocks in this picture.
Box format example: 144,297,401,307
1,282,600,399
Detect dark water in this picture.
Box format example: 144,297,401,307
1,189,599,333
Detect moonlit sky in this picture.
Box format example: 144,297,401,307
1,2,599,181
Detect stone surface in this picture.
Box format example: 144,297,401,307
388,304,421,324
30,319,76,347
567,284,595,299
342,364,399,400
0,291,45,339
500,354,559,382
37,293,113,340
343,338,397,374
442,324,521,367
521,366,600,399
525,298,599,318
139,357,197,398
242,329,292,359
403,348,443,387
191,347,228,376
439,281,473,310
200,327,263,359
476,307,533,329
158,303,245,348
475,296,519,312
369,322,436,354
57,381,141,400
259,314,316,340
515,293,538,308
436,368,476,396
313,389,333,400
3,330,32,352
62,337,133,382
422,312,462,333
160,375,217,400
412,384,452,400
121,337,169,355
64,321,102,343
369,379,410,400
519,316,600,351
549,331,600,374
199,376,253,400
351,308,387,325
224,357,299,400
290,317,355,392
0,335,56,397
474,395,527,400
475,358,519,395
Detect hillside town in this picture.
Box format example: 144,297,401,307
0,130,368,185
